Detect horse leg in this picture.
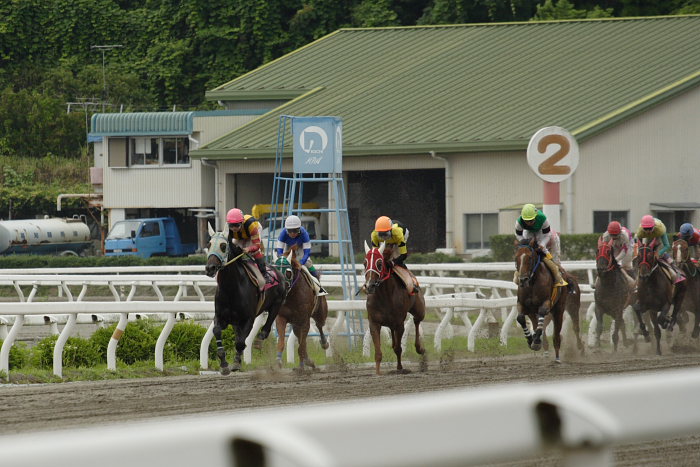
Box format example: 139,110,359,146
233,322,253,371
410,300,426,355
633,303,651,342
259,308,277,340
692,311,700,339
658,303,671,330
312,300,329,350
275,316,287,368
649,312,662,356
295,322,315,370
392,322,407,374
594,307,605,348
552,311,563,363
369,321,383,375
213,322,230,376
611,318,620,352
531,305,549,351
516,312,533,348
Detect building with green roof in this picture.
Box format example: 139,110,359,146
104,15,700,255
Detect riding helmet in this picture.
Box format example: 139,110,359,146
607,221,621,235
285,215,302,229
641,215,655,229
375,216,392,232
226,208,244,224
521,204,537,221
680,223,694,237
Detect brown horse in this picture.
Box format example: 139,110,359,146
632,243,686,355
514,238,583,362
363,241,425,375
593,238,635,351
672,239,700,338
272,249,329,370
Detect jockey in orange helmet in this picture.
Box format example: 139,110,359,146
226,208,269,280
635,215,684,284
371,216,418,293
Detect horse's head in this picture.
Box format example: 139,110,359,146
596,237,616,274
634,243,658,279
364,241,389,294
514,238,540,287
272,250,296,283
204,224,243,277
673,239,689,265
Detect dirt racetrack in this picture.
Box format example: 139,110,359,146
3,348,700,466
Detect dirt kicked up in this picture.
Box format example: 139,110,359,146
2,349,700,466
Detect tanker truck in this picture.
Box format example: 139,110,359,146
0,217,93,256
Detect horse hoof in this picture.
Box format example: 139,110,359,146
554,358,561,364
231,362,242,372
530,342,542,351
258,330,270,340
321,341,329,350
644,334,652,343
220,366,231,376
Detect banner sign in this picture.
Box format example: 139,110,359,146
292,116,343,174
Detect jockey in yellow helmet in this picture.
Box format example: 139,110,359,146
515,204,567,287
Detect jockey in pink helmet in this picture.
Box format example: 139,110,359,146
226,208,270,281
635,215,684,283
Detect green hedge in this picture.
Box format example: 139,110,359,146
490,234,600,262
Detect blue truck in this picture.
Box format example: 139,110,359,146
105,217,196,258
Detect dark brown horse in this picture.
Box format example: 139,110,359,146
632,243,686,355
273,248,329,370
593,238,635,351
205,227,286,374
672,239,700,339
514,238,583,362
363,241,425,375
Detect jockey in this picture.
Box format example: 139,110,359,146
371,216,419,293
276,215,327,295
226,208,270,281
602,221,634,272
635,215,684,284
678,223,700,262
514,203,567,287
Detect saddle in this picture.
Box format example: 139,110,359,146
392,265,420,295
242,260,279,292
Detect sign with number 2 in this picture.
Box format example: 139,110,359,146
526,127,579,183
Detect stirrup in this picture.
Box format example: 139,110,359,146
317,286,328,296
555,279,568,287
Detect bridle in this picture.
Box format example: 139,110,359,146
636,244,658,278
206,231,245,274
364,247,391,293
596,240,617,273
515,243,542,286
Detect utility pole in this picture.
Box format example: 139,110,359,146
90,45,123,111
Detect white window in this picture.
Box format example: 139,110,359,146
129,137,189,167
464,213,498,249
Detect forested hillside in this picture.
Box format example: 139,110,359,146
0,0,698,217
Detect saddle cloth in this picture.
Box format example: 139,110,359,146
300,265,322,295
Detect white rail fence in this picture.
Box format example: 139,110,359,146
0,262,599,378
2,367,700,467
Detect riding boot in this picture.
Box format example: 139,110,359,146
309,268,328,296
543,254,568,287
255,257,270,283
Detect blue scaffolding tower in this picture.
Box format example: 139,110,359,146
267,115,363,346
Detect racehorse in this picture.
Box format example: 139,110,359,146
593,238,635,351
633,242,686,355
205,225,286,374
363,241,425,375
514,238,584,362
672,239,700,338
273,248,329,370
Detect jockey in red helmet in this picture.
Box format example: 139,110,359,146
601,221,635,287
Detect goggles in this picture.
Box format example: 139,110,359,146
378,230,392,238
287,228,300,234
228,222,242,228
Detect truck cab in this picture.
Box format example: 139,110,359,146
105,217,196,258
